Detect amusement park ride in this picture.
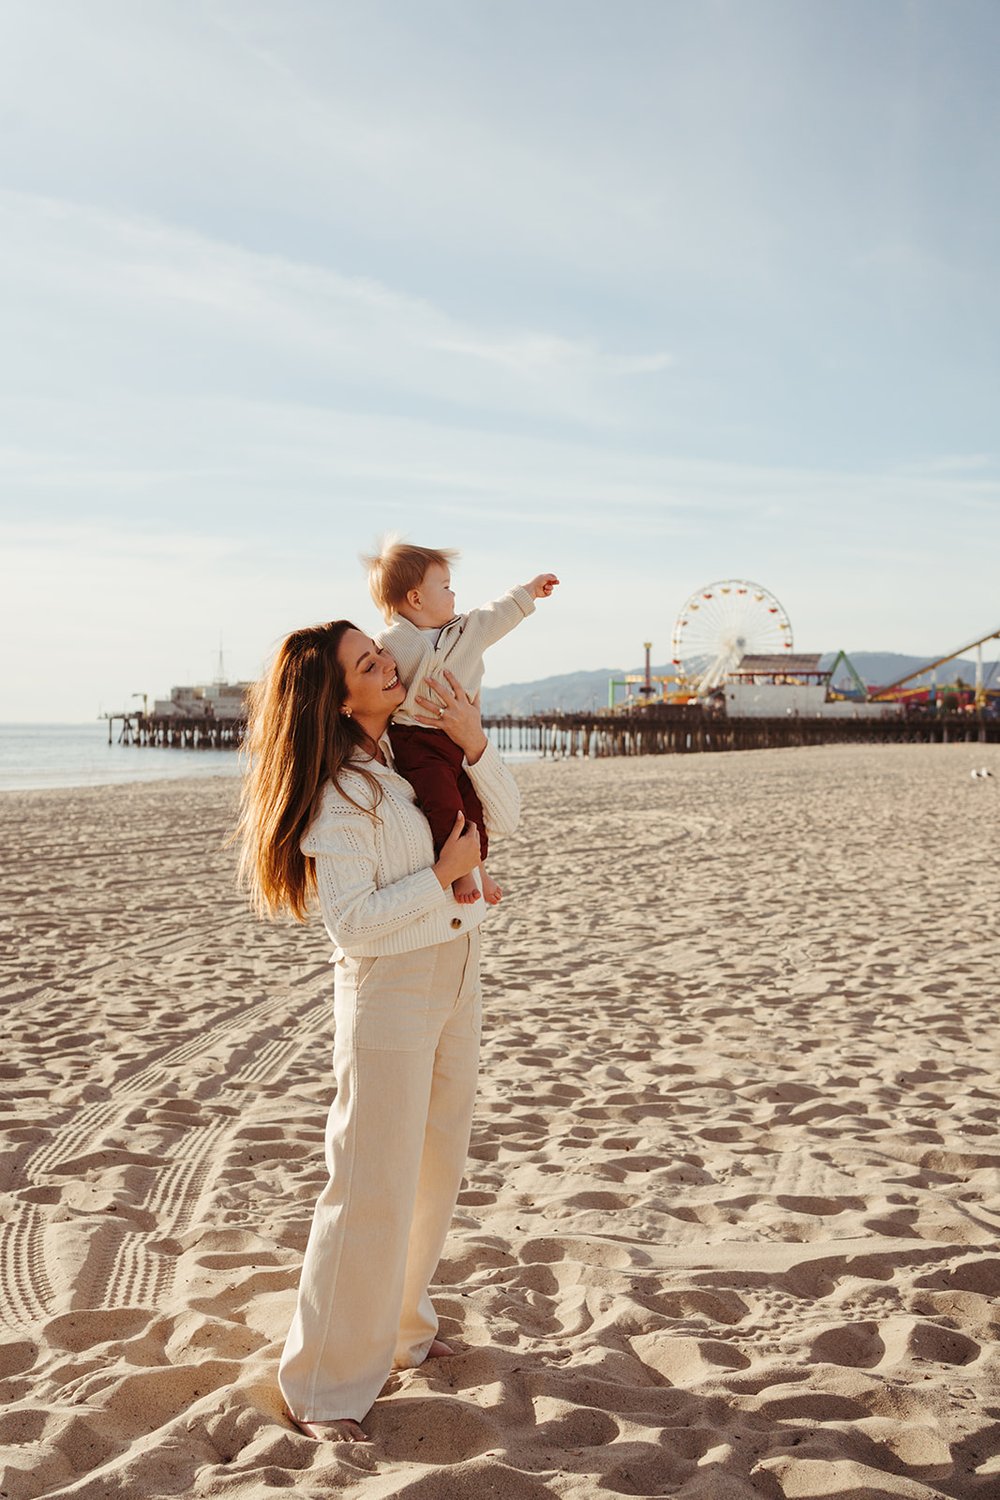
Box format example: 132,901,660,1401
867,631,1000,708
610,578,1000,711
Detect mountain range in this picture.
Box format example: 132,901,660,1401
479,652,998,715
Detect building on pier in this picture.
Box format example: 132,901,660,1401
724,653,893,719
151,680,253,720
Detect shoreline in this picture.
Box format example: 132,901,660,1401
1,733,995,799
0,724,539,794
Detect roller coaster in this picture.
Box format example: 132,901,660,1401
867,627,1000,709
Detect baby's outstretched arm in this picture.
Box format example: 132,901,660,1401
524,573,560,599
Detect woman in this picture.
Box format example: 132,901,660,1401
235,619,520,1442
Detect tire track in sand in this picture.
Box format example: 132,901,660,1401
3,990,330,1328
25,993,293,1178
99,1120,233,1312
0,1205,54,1329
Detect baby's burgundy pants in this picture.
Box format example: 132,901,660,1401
388,725,489,861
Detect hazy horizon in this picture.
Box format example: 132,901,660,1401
5,645,998,725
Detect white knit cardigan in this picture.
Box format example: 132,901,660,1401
301,735,520,958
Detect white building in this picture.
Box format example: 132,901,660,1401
151,682,252,720
725,654,895,718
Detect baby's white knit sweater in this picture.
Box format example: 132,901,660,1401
301,735,520,958
377,586,535,725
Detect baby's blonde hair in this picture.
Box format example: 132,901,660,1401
363,536,459,622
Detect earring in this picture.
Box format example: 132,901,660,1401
342,707,352,719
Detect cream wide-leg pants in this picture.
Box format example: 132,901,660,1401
278,929,482,1423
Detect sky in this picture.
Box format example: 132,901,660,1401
2,0,999,720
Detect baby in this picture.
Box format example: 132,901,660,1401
365,539,558,905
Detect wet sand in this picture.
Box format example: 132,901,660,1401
1,742,998,1499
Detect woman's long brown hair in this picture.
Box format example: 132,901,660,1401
234,620,383,921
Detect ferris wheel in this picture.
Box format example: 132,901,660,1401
671,579,793,694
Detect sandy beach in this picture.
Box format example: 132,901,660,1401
2,742,998,1500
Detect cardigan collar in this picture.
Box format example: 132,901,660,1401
347,730,397,776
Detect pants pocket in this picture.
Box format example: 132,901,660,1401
353,947,439,1052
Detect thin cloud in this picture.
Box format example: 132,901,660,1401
1,190,674,430
431,334,673,380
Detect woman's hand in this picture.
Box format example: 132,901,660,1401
413,670,488,764
433,810,481,889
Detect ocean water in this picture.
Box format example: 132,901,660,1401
0,724,538,792
0,724,244,792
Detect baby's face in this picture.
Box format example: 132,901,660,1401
420,563,457,627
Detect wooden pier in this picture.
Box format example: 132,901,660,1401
103,705,1000,757
104,714,245,750
487,706,1000,757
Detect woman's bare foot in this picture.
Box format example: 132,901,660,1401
452,872,481,905
480,869,503,905
426,1338,456,1358
289,1414,370,1443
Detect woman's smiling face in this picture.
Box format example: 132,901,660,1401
338,629,406,725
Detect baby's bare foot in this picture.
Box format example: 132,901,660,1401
480,871,503,905
453,873,481,904
289,1414,369,1443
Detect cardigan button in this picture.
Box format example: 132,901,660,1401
450,917,462,929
